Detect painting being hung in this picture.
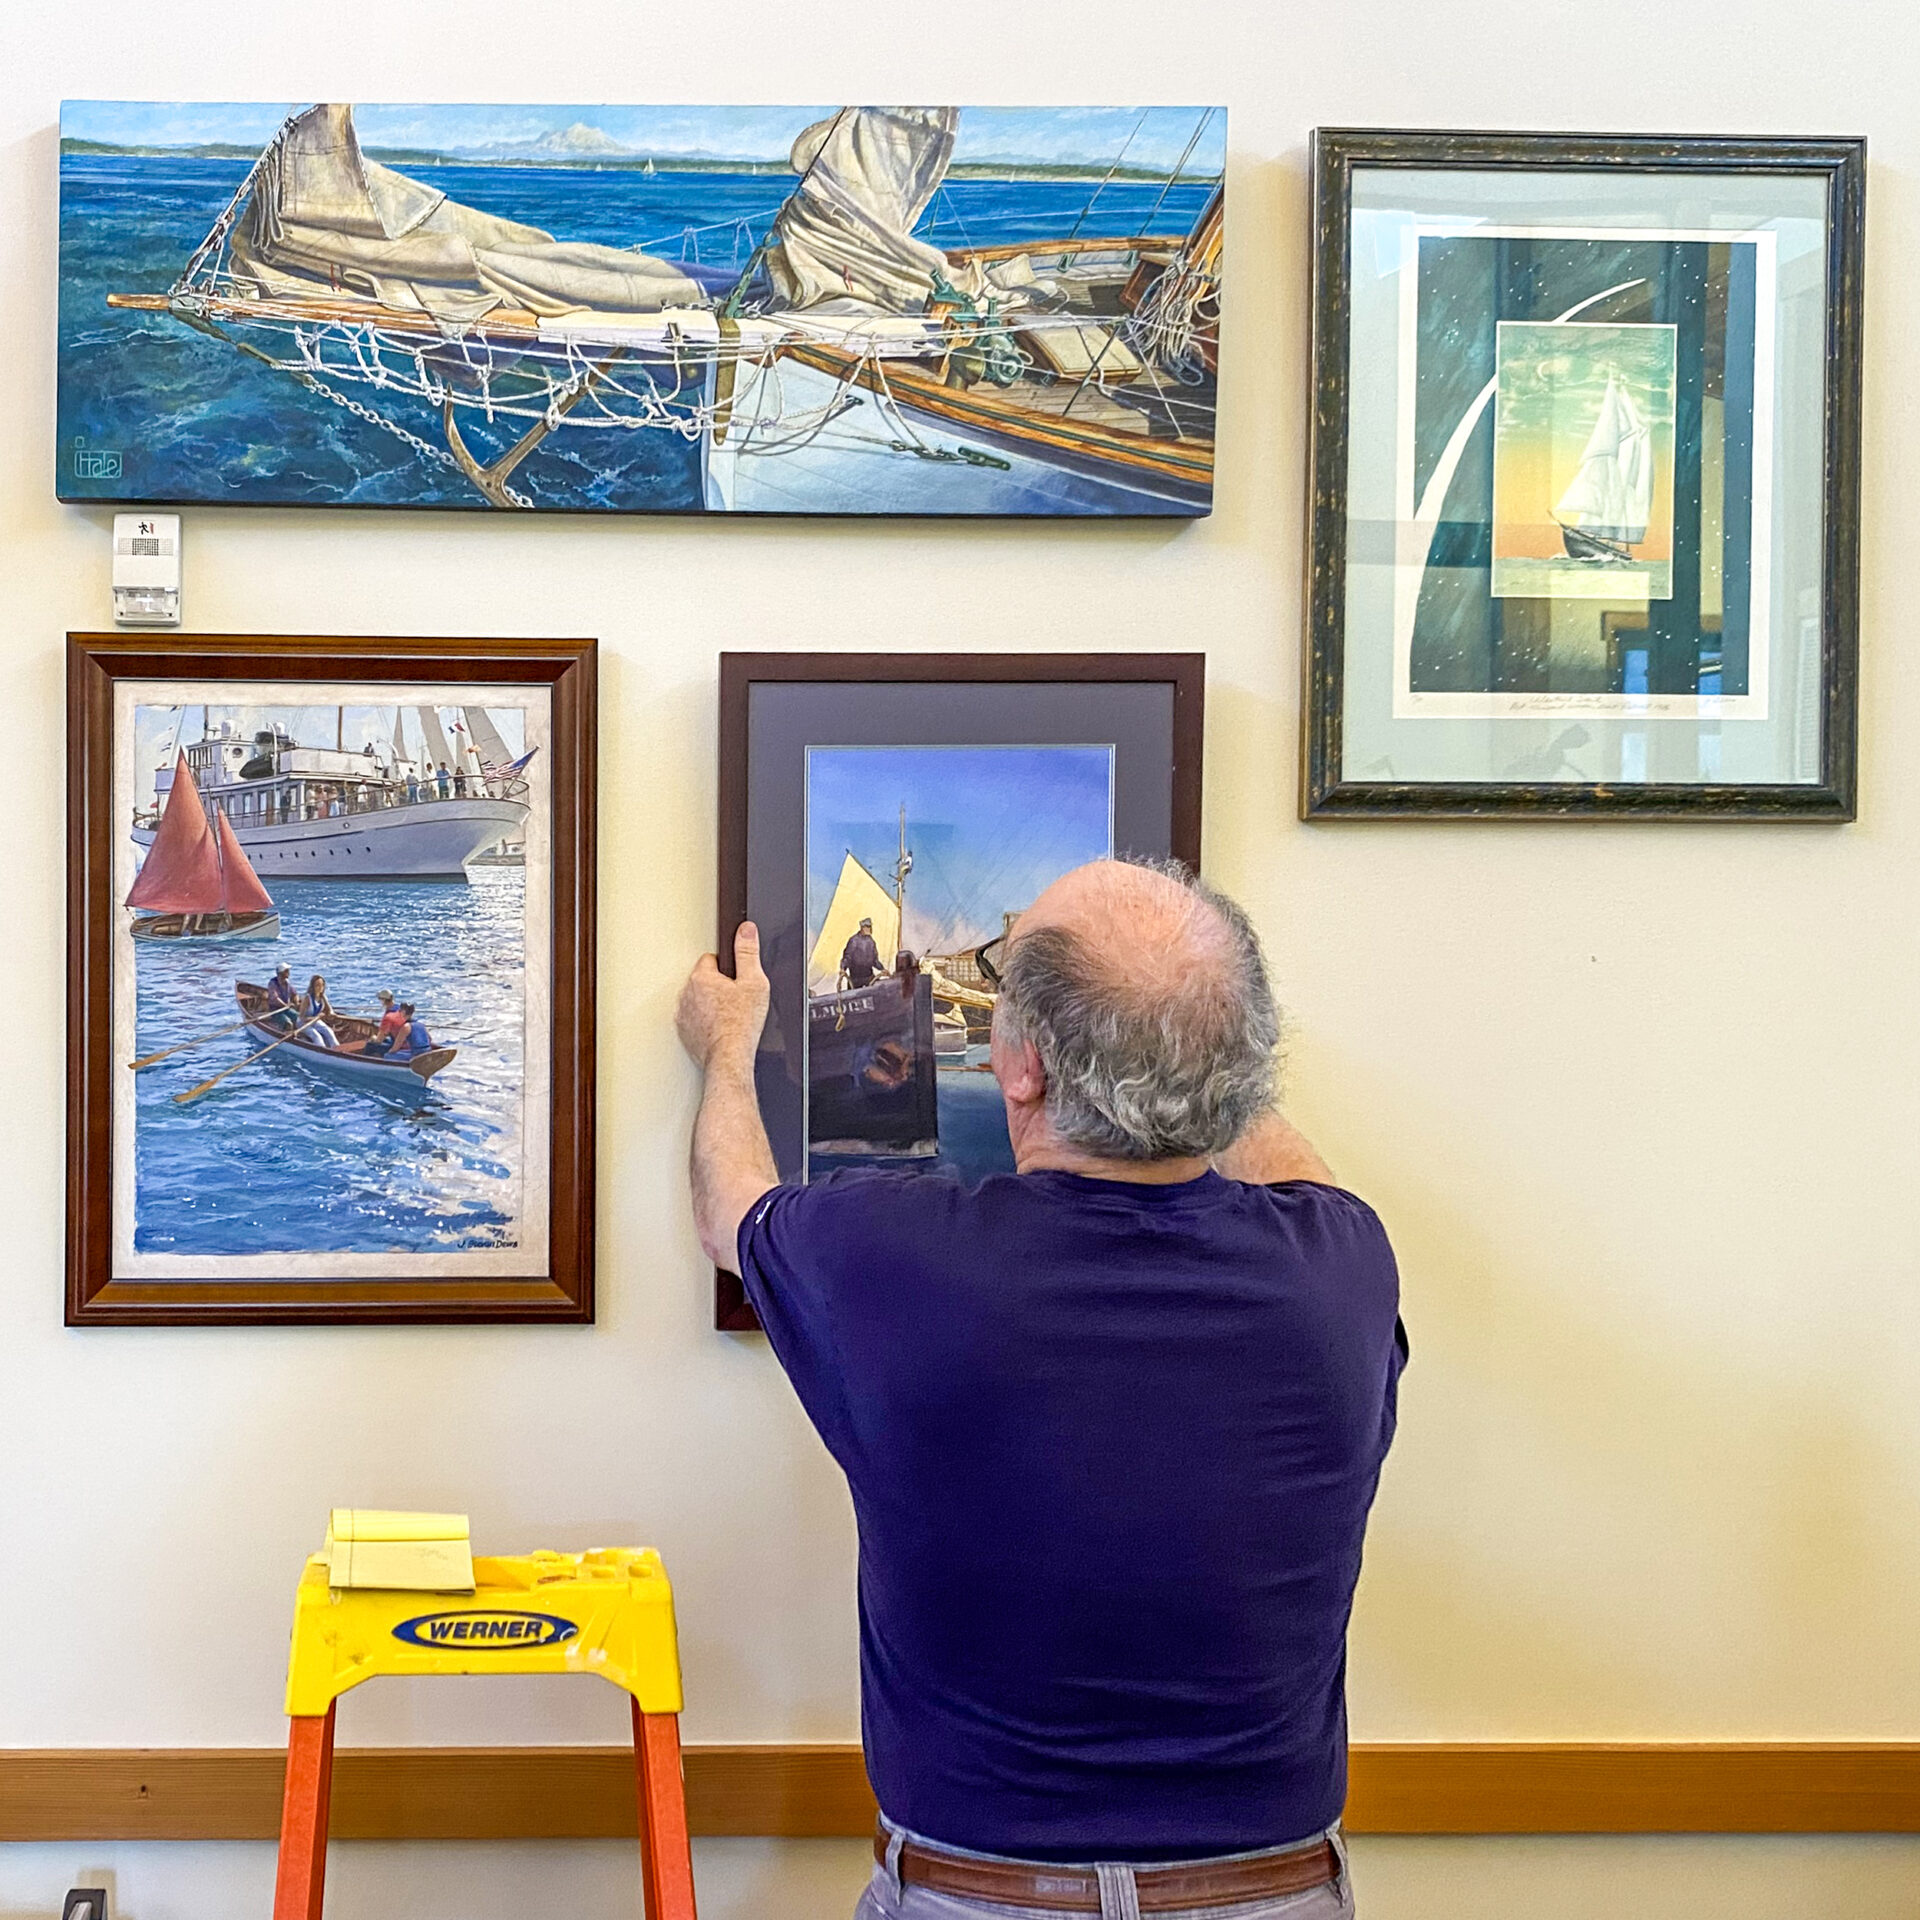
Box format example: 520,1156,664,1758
716,654,1204,1329
58,102,1224,516
67,634,596,1326
1303,130,1864,817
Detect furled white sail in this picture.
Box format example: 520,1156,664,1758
767,107,985,314
1555,374,1654,544
462,706,514,770
808,853,901,995
416,705,455,775
231,104,707,323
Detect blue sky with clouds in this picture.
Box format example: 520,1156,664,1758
806,745,1114,958
63,102,1225,173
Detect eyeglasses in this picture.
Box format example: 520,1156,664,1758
972,934,1008,988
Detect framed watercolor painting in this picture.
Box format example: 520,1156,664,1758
714,652,1204,1329
67,632,596,1325
1304,130,1864,819
59,101,1223,518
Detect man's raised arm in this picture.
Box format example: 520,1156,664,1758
1213,1108,1337,1187
677,921,779,1270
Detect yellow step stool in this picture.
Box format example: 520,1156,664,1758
273,1546,697,1920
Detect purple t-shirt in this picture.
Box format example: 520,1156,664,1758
738,1166,1406,1863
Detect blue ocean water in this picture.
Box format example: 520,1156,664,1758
131,870,526,1256
57,153,1210,511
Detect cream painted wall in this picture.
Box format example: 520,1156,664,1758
4,0,1919,1915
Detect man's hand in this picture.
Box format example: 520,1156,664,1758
679,922,779,1271
677,922,771,1074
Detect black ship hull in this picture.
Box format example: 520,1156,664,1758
1558,521,1635,565
808,973,938,1156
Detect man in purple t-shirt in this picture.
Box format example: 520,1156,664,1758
678,858,1405,1920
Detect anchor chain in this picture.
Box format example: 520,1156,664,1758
293,371,535,509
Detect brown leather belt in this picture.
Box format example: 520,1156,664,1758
874,1828,1339,1913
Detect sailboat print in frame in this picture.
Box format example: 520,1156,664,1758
59,102,1224,518
1304,129,1863,819
714,652,1203,1331
67,633,597,1326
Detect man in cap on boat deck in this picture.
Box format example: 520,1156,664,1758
840,916,884,991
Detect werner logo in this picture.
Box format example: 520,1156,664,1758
392,1610,578,1650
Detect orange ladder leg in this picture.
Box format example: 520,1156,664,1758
633,1699,697,1920
272,1704,337,1920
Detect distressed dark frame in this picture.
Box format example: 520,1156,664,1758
67,632,597,1326
1303,128,1865,821
714,651,1206,1330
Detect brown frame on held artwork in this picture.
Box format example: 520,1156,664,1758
67,632,597,1326
714,651,1205,1331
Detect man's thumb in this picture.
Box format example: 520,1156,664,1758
734,919,765,977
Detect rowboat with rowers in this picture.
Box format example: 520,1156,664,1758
234,981,457,1094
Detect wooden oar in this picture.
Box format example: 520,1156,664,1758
132,1004,379,1071
128,1016,250,1071
173,1013,326,1106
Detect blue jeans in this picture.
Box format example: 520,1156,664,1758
854,1823,1354,1920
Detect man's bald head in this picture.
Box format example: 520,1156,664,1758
995,858,1278,1161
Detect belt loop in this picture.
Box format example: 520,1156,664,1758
883,1825,907,1897
1094,1863,1142,1920
1328,1824,1352,1905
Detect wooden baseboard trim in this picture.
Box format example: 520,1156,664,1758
2,1743,1915,1843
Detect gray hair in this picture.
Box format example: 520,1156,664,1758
995,858,1279,1160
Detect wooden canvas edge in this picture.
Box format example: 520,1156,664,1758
64,632,598,1326
712,652,1207,1330
1298,134,1866,823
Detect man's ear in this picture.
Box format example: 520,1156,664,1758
998,1035,1047,1106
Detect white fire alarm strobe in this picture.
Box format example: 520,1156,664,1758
112,513,181,626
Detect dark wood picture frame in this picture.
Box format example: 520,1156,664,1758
67,632,597,1326
714,652,1206,1330
1303,128,1865,820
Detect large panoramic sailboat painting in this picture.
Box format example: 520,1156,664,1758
803,746,1114,1182
59,101,1225,516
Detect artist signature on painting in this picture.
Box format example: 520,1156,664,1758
73,438,123,480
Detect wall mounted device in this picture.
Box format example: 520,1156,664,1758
111,513,180,626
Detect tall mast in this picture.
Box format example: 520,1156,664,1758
893,803,912,923
336,705,344,753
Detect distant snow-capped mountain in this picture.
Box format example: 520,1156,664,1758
468,122,635,159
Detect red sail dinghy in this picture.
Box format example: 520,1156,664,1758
128,753,281,941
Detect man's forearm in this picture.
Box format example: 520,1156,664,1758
690,1048,780,1269
1214,1108,1336,1186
